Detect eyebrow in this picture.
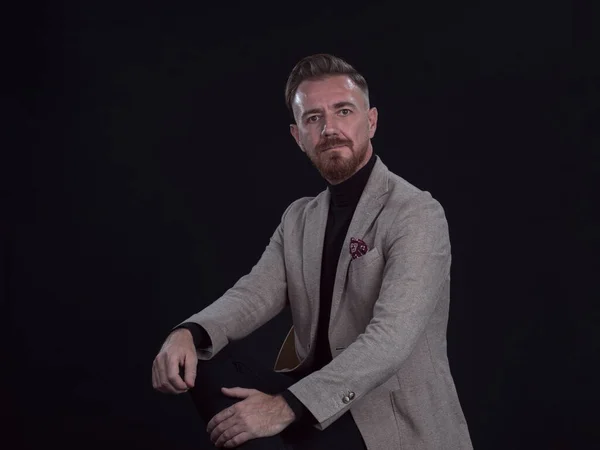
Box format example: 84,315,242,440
301,101,358,120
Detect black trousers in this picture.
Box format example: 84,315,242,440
188,346,367,450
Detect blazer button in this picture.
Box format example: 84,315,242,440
342,395,350,404
348,391,355,400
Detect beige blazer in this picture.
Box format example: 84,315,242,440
177,155,473,449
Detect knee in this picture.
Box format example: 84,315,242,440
192,351,239,389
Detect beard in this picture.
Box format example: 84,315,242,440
306,136,369,184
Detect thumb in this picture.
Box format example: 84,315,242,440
221,387,252,398
183,351,197,388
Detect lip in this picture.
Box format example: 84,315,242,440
323,145,347,152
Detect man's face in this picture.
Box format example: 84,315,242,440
290,75,378,185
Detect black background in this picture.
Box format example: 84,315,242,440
3,1,597,449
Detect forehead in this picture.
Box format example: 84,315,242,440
293,75,363,111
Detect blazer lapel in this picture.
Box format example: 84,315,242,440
302,188,330,344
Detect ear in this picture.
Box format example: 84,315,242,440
367,107,378,139
290,124,304,152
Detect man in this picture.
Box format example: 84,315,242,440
152,54,473,450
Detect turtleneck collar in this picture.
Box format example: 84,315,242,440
327,152,377,208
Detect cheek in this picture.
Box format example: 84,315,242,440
300,130,319,148
361,121,372,140
346,120,367,140
349,125,367,143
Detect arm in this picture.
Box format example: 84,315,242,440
176,324,317,424
174,323,316,424
172,201,299,360
287,192,451,430
178,324,316,425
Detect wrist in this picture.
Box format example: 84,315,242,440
275,394,296,423
171,328,193,342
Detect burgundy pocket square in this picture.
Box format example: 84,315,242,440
349,237,368,260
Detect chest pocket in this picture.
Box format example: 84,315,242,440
345,247,386,320
349,247,383,273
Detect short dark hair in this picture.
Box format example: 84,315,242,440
284,54,369,120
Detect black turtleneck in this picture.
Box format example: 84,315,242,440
178,152,377,426
311,150,377,376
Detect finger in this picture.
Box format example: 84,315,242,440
156,353,168,390
207,406,235,435
155,355,184,394
154,364,175,394
224,431,252,448
153,360,169,393
211,416,238,446
183,351,197,388
162,353,189,392
153,359,164,390
221,387,251,399
215,424,245,448
152,361,159,390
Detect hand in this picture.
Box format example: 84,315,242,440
207,387,296,448
152,328,197,394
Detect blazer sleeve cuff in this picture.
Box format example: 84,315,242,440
280,389,318,425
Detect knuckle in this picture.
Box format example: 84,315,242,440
166,373,179,384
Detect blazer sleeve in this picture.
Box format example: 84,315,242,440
172,200,299,360
286,191,452,431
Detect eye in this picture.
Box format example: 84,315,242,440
307,115,320,123
339,109,351,116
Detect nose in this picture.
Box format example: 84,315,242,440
321,116,339,136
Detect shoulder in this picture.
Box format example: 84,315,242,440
383,172,448,234
285,195,316,215
280,191,325,221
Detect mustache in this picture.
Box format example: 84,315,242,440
316,137,353,152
